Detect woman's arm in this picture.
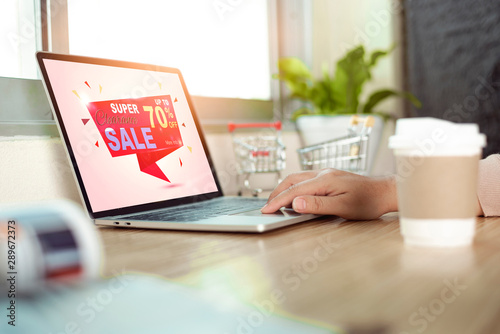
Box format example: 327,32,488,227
477,154,500,217
262,154,500,220
261,169,398,220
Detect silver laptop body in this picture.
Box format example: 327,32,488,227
36,52,318,232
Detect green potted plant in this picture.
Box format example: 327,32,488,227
274,45,421,174
274,44,421,121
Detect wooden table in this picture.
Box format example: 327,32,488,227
98,214,500,334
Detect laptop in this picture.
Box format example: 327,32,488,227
36,52,318,232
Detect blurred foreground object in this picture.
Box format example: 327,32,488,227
0,274,338,334
0,200,101,295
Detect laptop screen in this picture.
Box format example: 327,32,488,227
38,54,220,217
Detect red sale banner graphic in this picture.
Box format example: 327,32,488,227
86,95,182,182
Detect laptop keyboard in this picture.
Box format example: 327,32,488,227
121,197,267,222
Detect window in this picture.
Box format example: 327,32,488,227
67,0,271,101
1,0,312,130
0,0,40,79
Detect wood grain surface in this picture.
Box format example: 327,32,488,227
98,214,500,334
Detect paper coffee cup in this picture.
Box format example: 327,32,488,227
389,118,486,247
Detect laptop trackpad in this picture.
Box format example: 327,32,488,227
232,208,303,217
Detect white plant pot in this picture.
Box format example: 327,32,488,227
295,114,385,175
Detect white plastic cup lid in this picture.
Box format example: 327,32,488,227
388,117,486,151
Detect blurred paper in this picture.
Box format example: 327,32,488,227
0,274,337,334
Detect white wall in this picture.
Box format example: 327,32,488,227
0,133,304,206
310,0,406,175
0,137,82,206
311,0,404,100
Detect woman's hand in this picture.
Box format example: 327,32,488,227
261,169,398,220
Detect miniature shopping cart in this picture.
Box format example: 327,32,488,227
228,121,286,196
297,115,374,174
